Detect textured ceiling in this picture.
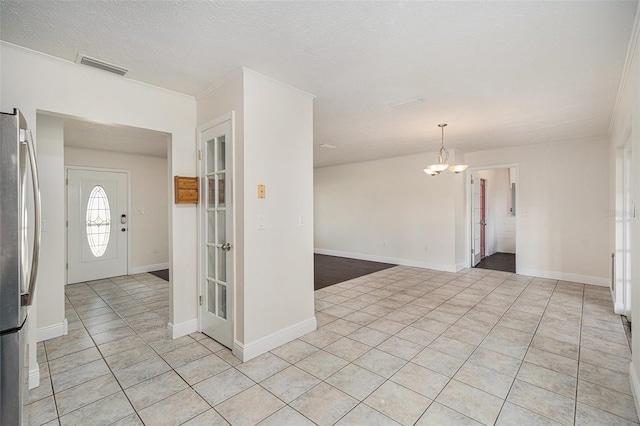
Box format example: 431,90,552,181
64,117,169,158
1,1,637,167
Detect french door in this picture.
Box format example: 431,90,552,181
199,119,234,348
67,169,128,283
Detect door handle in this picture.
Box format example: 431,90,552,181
21,129,41,307
221,243,232,251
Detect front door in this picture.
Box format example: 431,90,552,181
199,119,234,348
67,169,128,283
471,172,482,266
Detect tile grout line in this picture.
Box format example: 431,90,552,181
32,268,632,426
414,274,549,425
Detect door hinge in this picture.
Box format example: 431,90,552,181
471,178,474,184
198,150,203,161
199,296,203,306
66,263,68,270
471,249,475,254
65,178,68,185
66,220,68,227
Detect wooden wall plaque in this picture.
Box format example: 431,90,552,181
174,176,199,204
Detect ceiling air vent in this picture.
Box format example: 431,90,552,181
76,54,128,76
389,97,424,110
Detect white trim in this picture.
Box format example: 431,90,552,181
232,317,317,362
28,365,40,390
465,164,520,271
242,68,317,99
314,248,458,273
517,268,609,287
129,262,169,274
167,319,198,339
455,262,467,272
196,68,244,100
629,363,640,421
36,318,67,342
609,6,640,136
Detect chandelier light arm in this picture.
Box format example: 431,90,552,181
423,123,468,176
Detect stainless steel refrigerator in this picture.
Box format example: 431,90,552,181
0,108,41,425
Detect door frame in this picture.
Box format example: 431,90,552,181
466,163,519,271
480,178,486,259
65,166,132,284
622,140,633,320
196,111,236,345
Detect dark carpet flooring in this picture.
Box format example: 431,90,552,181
474,252,516,273
149,256,396,290
314,254,396,290
149,269,169,281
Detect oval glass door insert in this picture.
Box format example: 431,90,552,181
86,185,111,257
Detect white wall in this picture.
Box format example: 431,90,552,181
1,43,197,354
314,153,461,272
34,114,65,340
197,70,247,343
64,148,169,272
242,70,315,345
315,136,610,284
197,69,316,360
466,138,609,284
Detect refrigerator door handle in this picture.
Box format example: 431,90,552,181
21,129,41,307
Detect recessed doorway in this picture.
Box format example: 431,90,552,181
469,166,517,273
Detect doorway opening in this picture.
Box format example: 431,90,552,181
61,115,171,285
469,166,517,273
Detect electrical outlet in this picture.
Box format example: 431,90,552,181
299,215,305,227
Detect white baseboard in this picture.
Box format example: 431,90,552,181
455,262,467,272
314,248,458,273
629,363,640,421
28,364,40,390
167,318,198,339
129,262,169,275
36,318,67,342
233,317,317,362
615,300,626,315
517,268,609,287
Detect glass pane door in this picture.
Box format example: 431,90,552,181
206,135,227,320
200,118,233,349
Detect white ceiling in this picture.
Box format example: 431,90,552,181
1,1,637,167
63,117,169,158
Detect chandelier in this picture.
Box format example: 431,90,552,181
423,123,468,176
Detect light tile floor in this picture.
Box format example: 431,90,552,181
26,267,638,425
